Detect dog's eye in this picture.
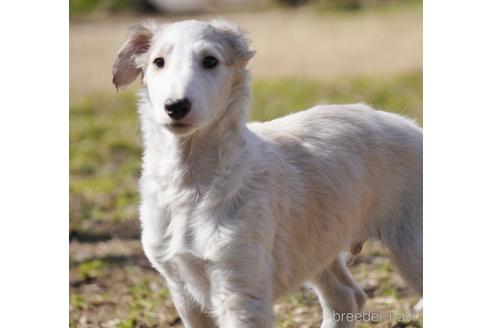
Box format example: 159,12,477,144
202,56,218,69
153,57,165,68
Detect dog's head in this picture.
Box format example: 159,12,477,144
113,19,255,136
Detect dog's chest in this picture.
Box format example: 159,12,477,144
141,173,246,306
141,179,235,302
143,203,211,263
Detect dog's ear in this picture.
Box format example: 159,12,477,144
210,19,256,66
112,21,156,90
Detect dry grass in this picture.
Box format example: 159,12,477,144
70,5,421,101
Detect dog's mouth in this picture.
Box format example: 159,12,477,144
164,122,190,129
163,122,195,134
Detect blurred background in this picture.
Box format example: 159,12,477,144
69,0,422,327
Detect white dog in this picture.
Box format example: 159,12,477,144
112,19,422,328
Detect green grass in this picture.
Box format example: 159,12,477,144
122,278,163,327
312,0,422,14
70,0,133,17
78,259,106,280
70,293,88,311
70,71,422,232
251,72,422,122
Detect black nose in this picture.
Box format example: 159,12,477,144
164,98,191,120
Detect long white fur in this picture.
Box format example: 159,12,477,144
112,19,423,328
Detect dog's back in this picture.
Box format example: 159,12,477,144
249,104,423,293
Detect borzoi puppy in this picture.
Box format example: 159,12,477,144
112,19,422,328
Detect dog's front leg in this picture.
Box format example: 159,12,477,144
164,275,216,328
209,252,274,328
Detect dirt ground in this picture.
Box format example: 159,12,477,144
70,223,422,328
70,5,422,100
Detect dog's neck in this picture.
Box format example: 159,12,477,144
140,76,252,193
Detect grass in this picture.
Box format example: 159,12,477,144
70,240,422,327
70,71,422,236
70,0,133,17
312,0,422,14
70,72,422,231
70,72,422,327
251,72,422,122
78,259,106,280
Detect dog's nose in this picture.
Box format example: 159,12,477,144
164,98,191,120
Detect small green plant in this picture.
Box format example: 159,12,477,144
70,293,88,310
78,259,106,280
